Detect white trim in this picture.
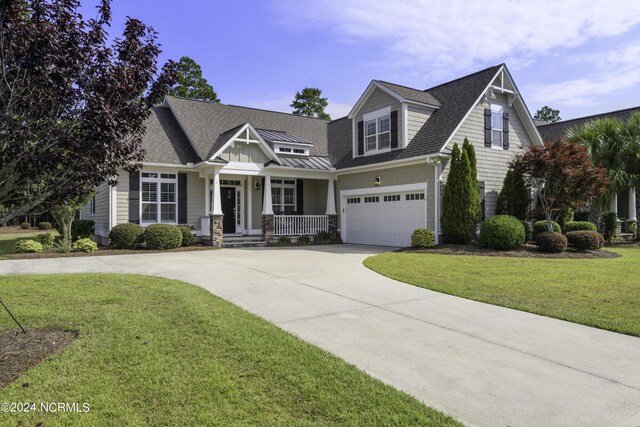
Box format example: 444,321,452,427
402,103,409,148
209,122,280,163
363,106,391,123
246,229,262,235
347,81,440,119
432,161,442,244
141,162,193,169
247,176,252,230
326,178,336,215
263,166,336,180
109,184,117,230
140,172,179,225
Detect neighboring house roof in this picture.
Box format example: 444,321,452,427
277,155,333,170
163,96,329,160
376,80,441,107
328,64,503,169
537,106,640,142
141,106,200,164
256,129,314,145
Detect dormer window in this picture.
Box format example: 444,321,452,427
365,115,391,152
275,144,309,156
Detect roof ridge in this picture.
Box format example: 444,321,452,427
424,63,504,92
537,105,640,127
376,80,423,92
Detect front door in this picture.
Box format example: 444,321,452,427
221,187,236,234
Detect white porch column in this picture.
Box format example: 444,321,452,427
610,192,618,214
325,178,336,215
212,170,223,215
247,176,253,230
629,187,637,221
204,175,211,215
262,175,273,215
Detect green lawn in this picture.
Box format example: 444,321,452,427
0,274,459,426
0,231,54,258
364,247,640,337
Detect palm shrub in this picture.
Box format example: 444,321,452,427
144,224,182,250
566,231,604,251
411,228,436,248
562,221,597,233
441,141,480,243
535,232,567,253
109,223,144,249
497,168,530,219
533,220,561,237
479,215,525,250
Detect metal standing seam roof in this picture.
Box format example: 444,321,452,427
277,155,333,170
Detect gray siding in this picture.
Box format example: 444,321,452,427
219,141,269,163
187,172,206,228
441,91,533,217
354,87,402,154
407,105,432,143
116,172,129,224
80,181,110,238
302,179,327,215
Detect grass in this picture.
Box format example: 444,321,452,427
0,274,459,426
364,247,640,337
0,231,55,259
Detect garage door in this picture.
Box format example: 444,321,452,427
343,190,427,247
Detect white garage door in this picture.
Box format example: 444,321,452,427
343,190,427,247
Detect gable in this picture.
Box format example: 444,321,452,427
210,123,279,164
218,140,270,164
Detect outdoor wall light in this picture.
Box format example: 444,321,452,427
254,180,261,190
374,175,381,186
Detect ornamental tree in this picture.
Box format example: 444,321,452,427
511,139,608,232
0,0,176,225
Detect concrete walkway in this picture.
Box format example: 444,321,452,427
1,245,640,426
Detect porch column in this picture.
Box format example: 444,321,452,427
204,175,210,215
210,170,223,248
247,176,252,230
325,178,336,215
629,187,637,221
610,192,618,215
262,175,274,240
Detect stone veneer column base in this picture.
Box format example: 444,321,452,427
209,214,224,248
262,214,274,241
328,215,338,237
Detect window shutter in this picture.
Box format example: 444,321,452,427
502,112,509,150
357,120,364,156
390,110,399,149
484,108,492,147
296,179,304,214
178,173,188,224
128,171,140,224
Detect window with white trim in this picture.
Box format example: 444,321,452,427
141,172,177,224
383,194,400,202
271,179,296,214
491,105,503,149
364,196,379,203
406,192,425,201
347,197,361,204
364,115,391,153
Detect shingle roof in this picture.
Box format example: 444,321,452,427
163,97,329,160
277,155,333,170
537,106,640,142
256,129,313,145
376,80,441,107
328,64,503,168
141,106,200,164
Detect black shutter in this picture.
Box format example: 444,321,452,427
390,110,398,149
357,120,364,156
502,112,509,150
178,173,187,224
484,108,492,147
129,171,140,224
296,179,304,214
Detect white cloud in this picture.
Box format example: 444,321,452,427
272,0,640,80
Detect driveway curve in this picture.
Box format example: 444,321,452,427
1,245,640,427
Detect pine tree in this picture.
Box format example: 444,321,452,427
462,138,482,224
497,168,530,220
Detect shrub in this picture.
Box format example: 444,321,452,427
411,228,436,248
313,231,332,244
177,225,196,246
479,215,525,250
298,235,311,245
535,231,567,253
573,211,591,222
558,207,574,228
14,239,43,253
277,236,292,245
603,212,618,240
562,221,597,234
20,222,31,229
71,219,95,241
35,233,55,249
73,238,98,253
566,231,604,251
630,221,638,236
521,220,532,242
38,221,53,230
533,220,561,237
144,224,183,250
109,223,144,249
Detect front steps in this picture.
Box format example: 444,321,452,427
222,236,267,248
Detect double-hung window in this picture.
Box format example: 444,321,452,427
271,179,296,214
491,106,503,149
364,115,391,153
141,172,177,224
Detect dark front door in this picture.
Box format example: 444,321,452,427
221,187,236,234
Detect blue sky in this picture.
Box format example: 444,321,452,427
80,0,640,121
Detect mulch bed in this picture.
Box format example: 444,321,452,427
4,243,218,260
399,243,621,259
0,329,77,389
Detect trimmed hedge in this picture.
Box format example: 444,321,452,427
144,224,182,250
20,222,31,229
535,231,567,253
566,230,604,251
411,228,436,248
35,233,55,249
109,223,144,249
177,225,196,247
38,222,53,230
14,239,43,253
562,221,597,234
73,238,99,253
71,219,95,241
533,220,561,237
479,215,525,250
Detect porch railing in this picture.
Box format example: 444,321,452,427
274,215,329,236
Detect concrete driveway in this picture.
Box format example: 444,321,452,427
1,245,640,426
